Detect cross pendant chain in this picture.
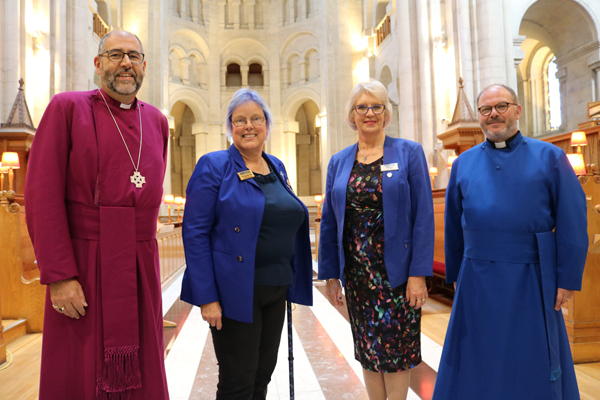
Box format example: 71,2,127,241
130,171,146,188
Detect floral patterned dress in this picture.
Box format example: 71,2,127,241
342,157,421,373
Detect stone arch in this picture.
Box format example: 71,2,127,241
170,100,197,198
377,64,399,138
303,47,319,82
169,47,186,83
294,100,322,196
374,0,390,27
517,0,599,134
169,29,210,59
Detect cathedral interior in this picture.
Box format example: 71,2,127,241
1,0,600,399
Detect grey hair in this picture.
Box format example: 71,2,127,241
97,30,144,55
476,84,519,106
344,79,393,131
225,88,274,140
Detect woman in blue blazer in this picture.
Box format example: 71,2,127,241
318,80,434,399
181,89,313,399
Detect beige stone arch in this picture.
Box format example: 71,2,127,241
279,30,320,57
169,29,211,59
513,0,600,40
281,89,322,195
169,46,186,83
377,64,399,138
516,0,600,134
302,47,320,83
169,87,210,159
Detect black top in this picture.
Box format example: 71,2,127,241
253,168,305,286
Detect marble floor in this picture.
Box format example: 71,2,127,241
162,269,443,400
1,264,599,399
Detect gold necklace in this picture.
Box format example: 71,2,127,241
98,90,145,188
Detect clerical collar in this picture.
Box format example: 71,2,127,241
98,88,138,110
486,131,519,149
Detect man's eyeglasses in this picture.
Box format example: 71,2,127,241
99,49,145,64
354,104,385,115
232,116,265,127
478,102,518,116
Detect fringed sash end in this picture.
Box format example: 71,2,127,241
100,346,142,394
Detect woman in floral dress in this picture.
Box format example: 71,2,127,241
319,80,434,399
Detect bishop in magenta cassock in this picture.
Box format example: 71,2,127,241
433,84,587,400
25,30,170,399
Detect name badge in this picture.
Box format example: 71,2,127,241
238,170,255,181
381,163,399,172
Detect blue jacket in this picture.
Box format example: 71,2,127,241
318,135,434,288
180,145,313,323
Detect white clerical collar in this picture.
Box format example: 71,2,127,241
120,103,132,109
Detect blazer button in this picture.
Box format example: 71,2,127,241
237,256,243,262
234,227,240,233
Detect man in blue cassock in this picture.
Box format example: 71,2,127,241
432,84,587,400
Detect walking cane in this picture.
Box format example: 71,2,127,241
287,301,295,400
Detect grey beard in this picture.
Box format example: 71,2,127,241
481,117,518,142
102,69,143,96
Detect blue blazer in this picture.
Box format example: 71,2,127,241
180,145,313,323
318,135,434,288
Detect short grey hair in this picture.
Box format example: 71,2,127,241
476,83,519,106
344,79,393,131
225,88,274,140
97,30,144,55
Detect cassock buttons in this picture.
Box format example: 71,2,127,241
387,172,392,178
129,124,134,129
234,227,240,233
237,256,243,262
496,166,500,170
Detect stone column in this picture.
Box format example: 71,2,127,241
287,0,295,24
298,60,306,84
283,120,299,192
247,0,255,28
221,66,227,88
281,64,289,87
241,65,249,86
232,0,241,28
475,0,506,86
192,122,209,162
588,57,600,102
263,68,269,87
181,58,191,85
456,0,476,102
556,67,567,130
416,0,435,161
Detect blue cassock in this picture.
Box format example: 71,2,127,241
433,133,588,400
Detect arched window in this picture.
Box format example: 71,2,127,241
226,63,242,87
248,63,264,87
547,57,561,131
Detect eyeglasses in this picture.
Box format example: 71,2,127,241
99,49,145,64
478,102,518,116
354,104,385,115
232,116,265,127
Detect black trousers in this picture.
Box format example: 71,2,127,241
211,284,289,400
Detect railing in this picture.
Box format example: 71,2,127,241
93,12,109,40
157,224,186,289
376,15,391,47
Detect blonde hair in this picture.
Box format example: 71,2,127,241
344,79,393,131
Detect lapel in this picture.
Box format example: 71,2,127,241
227,145,260,189
334,143,359,230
